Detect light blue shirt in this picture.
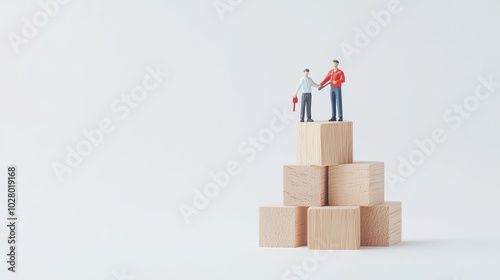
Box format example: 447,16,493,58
294,76,319,96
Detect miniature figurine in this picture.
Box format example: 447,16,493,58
294,69,319,122
319,60,345,122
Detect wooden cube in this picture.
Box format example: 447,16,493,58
307,206,360,250
296,121,353,166
360,201,401,246
283,164,327,206
259,206,308,247
328,162,384,206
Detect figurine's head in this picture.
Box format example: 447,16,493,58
304,68,310,77
333,59,339,69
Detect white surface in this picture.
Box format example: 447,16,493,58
1,0,500,279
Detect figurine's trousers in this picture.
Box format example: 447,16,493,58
330,87,343,118
300,92,312,120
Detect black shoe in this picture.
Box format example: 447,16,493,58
338,117,343,122
328,117,337,122
300,119,304,122
307,118,314,122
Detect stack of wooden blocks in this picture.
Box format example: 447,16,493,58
259,121,402,250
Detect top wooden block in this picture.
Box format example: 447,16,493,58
296,122,353,166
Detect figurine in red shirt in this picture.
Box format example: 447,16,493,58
319,59,345,121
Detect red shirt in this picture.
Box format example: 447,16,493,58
320,68,345,88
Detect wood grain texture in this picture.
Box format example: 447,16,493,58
307,206,360,250
328,162,384,206
360,201,402,246
259,206,308,247
296,122,353,166
283,164,327,206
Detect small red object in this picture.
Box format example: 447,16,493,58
292,96,298,112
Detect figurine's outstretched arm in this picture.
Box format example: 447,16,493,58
310,78,320,88
319,70,331,87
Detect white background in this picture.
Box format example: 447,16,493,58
1,0,499,279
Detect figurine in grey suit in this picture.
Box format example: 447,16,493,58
294,69,319,122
